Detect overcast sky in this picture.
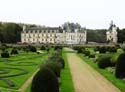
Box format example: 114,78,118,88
0,0,125,29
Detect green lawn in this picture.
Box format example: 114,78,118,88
0,51,48,92
60,49,74,92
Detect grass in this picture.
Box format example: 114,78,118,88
60,49,74,92
77,53,125,92
0,50,48,92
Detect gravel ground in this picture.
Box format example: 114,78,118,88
65,48,121,92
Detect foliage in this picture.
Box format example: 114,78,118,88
42,62,62,77
1,50,10,58
40,46,46,50
99,46,106,53
48,54,65,69
107,47,117,53
54,46,63,50
23,46,37,52
117,28,125,43
89,54,95,58
31,66,59,92
11,48,18,55
0,22,22,43
115,53,125,78
97,55,113,69
83,50,90,56
87,29,106,43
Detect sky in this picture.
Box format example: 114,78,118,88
0,0,125,29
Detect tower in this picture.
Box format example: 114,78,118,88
106,21,118,43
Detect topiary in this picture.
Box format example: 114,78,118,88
40,46,46,50
77,47,85,53
29,46,37,52
97,55,112,69
99,46,106,53
89,54,95,58
115,53,125,78
1,51,10,58
11,48,18,55
83,50,90,56
43,62,62,77
31,66,59,92
108,47,117,53
54,46,62,50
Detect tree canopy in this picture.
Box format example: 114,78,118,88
0,22,22,43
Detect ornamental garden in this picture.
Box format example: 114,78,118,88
0,44,125,92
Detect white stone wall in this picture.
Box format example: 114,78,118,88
21,27,87,44
106,27,117,43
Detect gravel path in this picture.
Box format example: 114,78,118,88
65,48,121,92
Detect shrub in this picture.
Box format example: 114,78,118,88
83,50,90,56
99,46,106,53
11,48,18,55
115,53,125,78
29,46,37,52
97,55,112,69
23,46,37,52
54,46,63,50
31,66,59,92
40,46,46,50
46,48,50,53
77,47,85,53
94,46,100,51
47,55,65,69
108,47,117,53
89,54,95,58
1,51,10,58
43,62,62,77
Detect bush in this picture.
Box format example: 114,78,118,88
108,47,117,53
30,46,37,52
47,55,65,69
99,46,106,53
46,48,50,53
77,47,85,53
40,46,46,50
23,46,37,52
43,62,62,77
83,50,90,56
31,66,59,92
97,55,112,69
89,54,95,58
54,46,63,50
11,48,18,55
115,53,125,78
1,51,10,58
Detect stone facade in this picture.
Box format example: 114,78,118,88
21,26,87,44
106,21,118,43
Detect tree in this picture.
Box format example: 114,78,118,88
87,29,107,43
0,22,22,43
117,28,125,43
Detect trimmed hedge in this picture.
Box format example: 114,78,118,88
115,53,125,78
40,46,46,50
31,66,59,92
43,62,62,77
1,51,10,58
11,48,18,55
97,55,113,69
